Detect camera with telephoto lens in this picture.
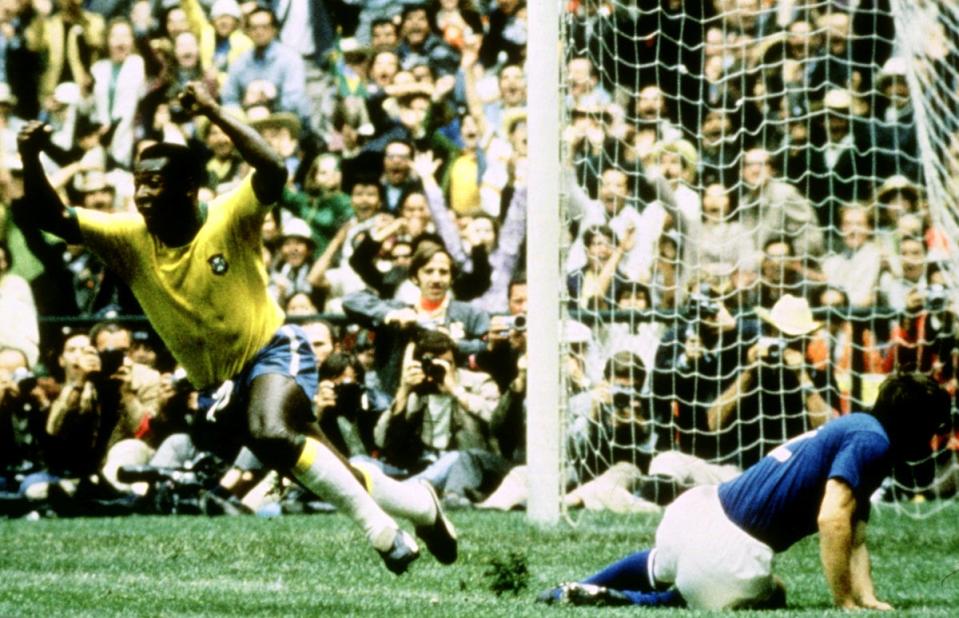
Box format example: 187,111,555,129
504,314,527,332
926,284,949,313
171,367,194,394
11,367,37,393
759,336,787,363
98,347,126,377
610,385,639,410
685,287,721,320
419,353,447,384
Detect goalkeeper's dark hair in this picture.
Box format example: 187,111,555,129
868,372,951,458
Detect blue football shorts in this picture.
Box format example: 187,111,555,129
199,324,319,419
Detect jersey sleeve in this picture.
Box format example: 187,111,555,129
211,172,273,243
75,208,146,279
829,430,890,497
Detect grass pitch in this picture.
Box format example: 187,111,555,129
1,505,958,616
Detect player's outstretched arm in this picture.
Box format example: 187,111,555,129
17,121,81,244
178,81,287,205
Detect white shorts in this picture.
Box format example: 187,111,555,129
653,485,775,610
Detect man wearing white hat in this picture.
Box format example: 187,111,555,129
707,294,838,469
180,0,253,84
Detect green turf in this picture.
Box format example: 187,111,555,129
1,505,957,616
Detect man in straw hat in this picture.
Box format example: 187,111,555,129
708,295,838,465
539,369,951,610
16,80,457,574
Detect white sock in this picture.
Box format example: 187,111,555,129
352,460,437,526
291,438,397,551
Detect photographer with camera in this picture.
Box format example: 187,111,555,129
0,347,51,496
343,242,489,397
650,282,758,466
707,295,839,469
882,270,958,382
569,351,656,485
373,329,503,508
475,277,528,464
316,351,381,459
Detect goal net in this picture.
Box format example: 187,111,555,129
556,0,959,517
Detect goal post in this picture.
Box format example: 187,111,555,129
526,0,563,524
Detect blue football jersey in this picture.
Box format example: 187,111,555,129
717,414,891,552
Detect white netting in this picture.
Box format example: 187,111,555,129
558,0,959,517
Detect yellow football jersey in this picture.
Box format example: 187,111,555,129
76,174,284,389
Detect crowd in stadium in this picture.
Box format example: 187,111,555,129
0,0,956,518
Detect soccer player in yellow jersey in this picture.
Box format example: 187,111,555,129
17,82,456,574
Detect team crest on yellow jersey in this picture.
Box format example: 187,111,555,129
208,254,229,275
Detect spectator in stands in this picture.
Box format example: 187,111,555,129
879,235,929,314
370,17,400,51
754,237,820,309
221,7,308,121
396,3,459,78
739,147,823,258
180,0,252,85
268,217,319,308
293,153,353,255
651,139,699,225
707,295,838,469
250,112,302,184
381,139,419,213
91,17,145,169
651,282,758,465
697,107,740,188
567,224,636,311
688,182,753,271
0,346,49,487
479,0,526,67
565,56,610,111
873,57,919,181
822,204,882,308
28,0,105,104
343,241,489,395
634,85,682,145
812,89,876,232
300,319,335,366
566,162,685,284
415,150,525,313
0,240,39,367
373,328,503,507
200,116,246,193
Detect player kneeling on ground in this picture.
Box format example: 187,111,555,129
539,372,950,610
